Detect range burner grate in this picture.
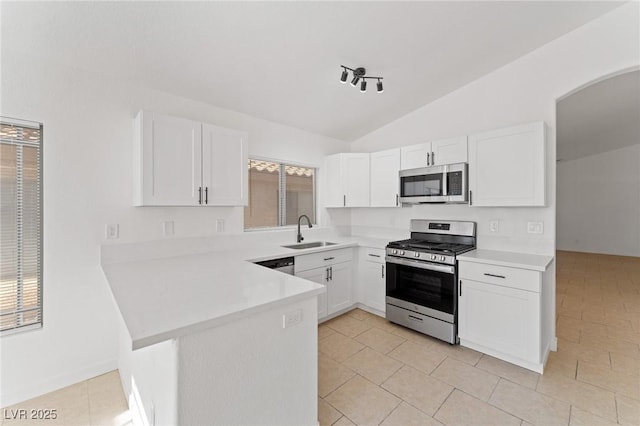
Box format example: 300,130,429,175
388,239,473,254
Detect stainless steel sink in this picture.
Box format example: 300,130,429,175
281,241,338,250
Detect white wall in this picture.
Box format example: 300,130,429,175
350,2,639,257
0,49,350,406
557,144,640,256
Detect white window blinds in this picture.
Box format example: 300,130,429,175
0,118,43,335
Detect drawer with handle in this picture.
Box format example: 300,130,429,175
361,247,385,263
458,261,540,293
296,248,353,273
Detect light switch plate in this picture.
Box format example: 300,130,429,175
216,219,225,232
105,224,119,240
163,221,174,237
283,309,303,328
490,220,500,233
527,221,544,234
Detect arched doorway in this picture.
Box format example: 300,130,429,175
556,68,640,256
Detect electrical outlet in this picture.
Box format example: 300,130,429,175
163,221,174,237
282,309,303,328
105,224,119,240
216,219,225,232
490,220,500,233
527,221,544,234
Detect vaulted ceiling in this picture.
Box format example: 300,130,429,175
1,1,624,141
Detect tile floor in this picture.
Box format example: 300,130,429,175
1,371,130,426
319,250,640,426
3,251,639,426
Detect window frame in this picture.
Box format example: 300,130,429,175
244,157,317,231
0,116,44,336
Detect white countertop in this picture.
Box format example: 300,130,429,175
102,236,384,350
457,249,554,272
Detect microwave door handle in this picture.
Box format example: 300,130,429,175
442,165,448,198
385,256,455,274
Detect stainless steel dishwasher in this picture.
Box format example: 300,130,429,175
254,257,295,275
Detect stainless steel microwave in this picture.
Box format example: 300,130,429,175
399,163,468,204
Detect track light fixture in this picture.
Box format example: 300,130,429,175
339,65,384,93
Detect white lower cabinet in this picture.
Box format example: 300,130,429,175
458,279,540,363
359,248,386,313
327,262,352,314
295,248,353,320
295,268,329,319
458,258,549,373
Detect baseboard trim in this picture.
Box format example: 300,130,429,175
318,303,385,324
1,359,118,407
353,303,385,318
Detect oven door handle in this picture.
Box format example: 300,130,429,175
385,256,455,274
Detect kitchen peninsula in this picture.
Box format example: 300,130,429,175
100,239,353,425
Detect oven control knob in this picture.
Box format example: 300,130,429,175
440,256,446,261
400,251,405,255
414,252,420,258
393,249,398,255
431,254,437,260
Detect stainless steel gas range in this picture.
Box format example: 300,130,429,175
385,219,476,344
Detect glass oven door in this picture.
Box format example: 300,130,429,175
386,257,456,316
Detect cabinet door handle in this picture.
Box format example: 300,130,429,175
326,267,329,282
459,280,462,297
484,273,506,279
329,266,333,281
343,195,346,207
198,187,203,205
368,254,381,258
381,264,385,278
205,187,209,204
396,194,399,206
469,190,472,206
324,257,335,261
431,151,435,165
426,152,430,166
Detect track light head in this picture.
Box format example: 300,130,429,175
377,79,384,93
350,67,366,86
340,68,348,83
360,80,367,92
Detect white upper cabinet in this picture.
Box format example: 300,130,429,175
135,112,203,206
370,148,400,207
431,136,468,166
202,123,248,206
468,121,546,207
400,136,467,170
400,143,430,170
134,111,248,207
324,153,370,207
